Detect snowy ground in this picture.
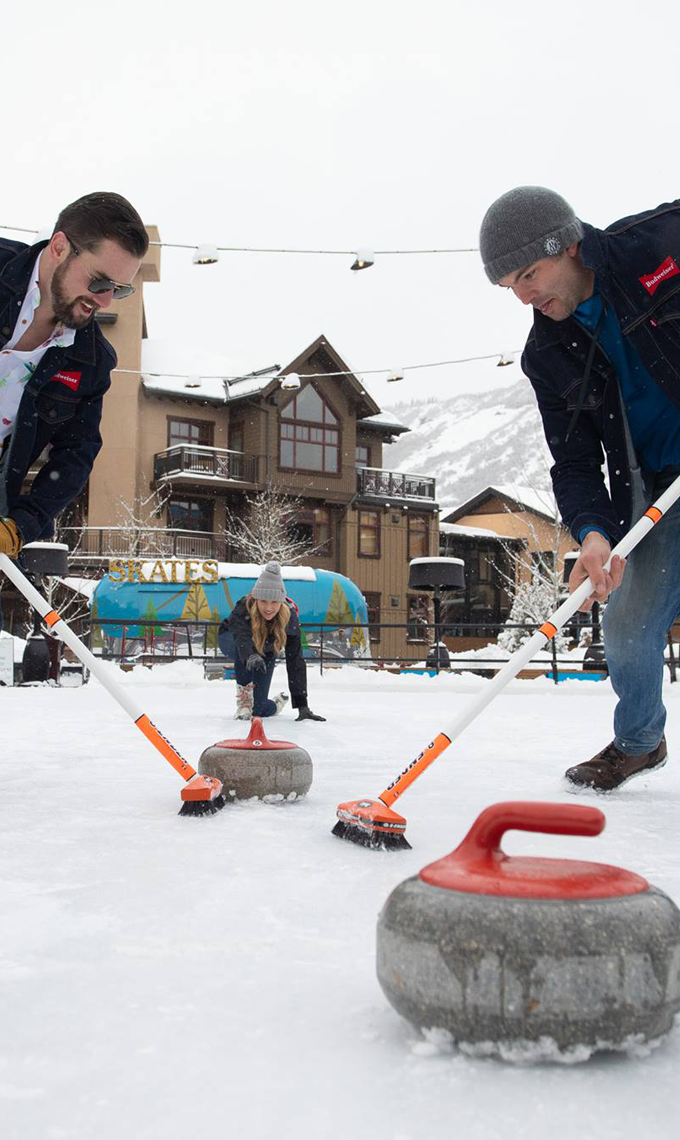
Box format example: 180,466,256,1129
2,664,680,1140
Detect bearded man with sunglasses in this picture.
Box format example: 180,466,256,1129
0,192,147,590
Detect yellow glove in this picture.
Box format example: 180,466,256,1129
0,517,23,558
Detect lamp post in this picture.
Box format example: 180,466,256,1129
562,551,608,675
20,542,70,683
408,557,466,673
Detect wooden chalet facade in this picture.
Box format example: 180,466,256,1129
9,233,440,661
439,485,577,650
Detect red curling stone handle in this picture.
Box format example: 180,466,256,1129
457,801,605,860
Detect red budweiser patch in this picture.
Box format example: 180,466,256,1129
639,256,680,295
51,371,81,391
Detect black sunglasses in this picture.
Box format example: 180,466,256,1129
66,237,136,300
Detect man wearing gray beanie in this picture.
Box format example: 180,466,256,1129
480,186,680,792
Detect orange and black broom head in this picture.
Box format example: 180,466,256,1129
179,773,227,817
332,798,411,850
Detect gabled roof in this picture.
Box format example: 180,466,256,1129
276,334,381,419
140,333,386,420
442,484,558,525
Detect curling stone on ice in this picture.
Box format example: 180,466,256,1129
198,717,313,802
377,802,680,1057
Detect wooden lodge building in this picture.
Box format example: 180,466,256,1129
8,229,440,662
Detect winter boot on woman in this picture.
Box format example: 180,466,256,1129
273,691,289,715
234,682,254,720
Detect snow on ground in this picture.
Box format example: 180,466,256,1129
2,664,680,1140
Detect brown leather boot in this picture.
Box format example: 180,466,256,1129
565,736,667,792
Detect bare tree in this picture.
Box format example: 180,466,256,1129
492,486,574,653
224,481,327,564
110,487,173,557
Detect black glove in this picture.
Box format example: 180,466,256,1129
246,653,266,673
296,706,326,722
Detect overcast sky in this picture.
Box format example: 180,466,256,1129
3,0,679,406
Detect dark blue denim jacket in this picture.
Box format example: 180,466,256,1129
521,200,680,543
0,238,116,544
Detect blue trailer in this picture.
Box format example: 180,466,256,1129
90,559,370,660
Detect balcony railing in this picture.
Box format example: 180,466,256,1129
357,466,436,502
58,527,232,561
153,445,259,485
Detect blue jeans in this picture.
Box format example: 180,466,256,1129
219,629,278,717
234,653,277,716
602,469,680,753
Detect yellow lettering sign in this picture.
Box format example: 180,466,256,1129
108,559,221,584
203,560,219,583
149,560,169,583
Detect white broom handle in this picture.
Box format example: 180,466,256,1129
443,472,680,741
378,472,680,806
0,551,143,721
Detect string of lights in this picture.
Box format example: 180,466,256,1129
111,350,520,386
0,224,477,267
0,223,516,379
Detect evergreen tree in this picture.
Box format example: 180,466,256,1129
206,606,222,652
325,580,353,627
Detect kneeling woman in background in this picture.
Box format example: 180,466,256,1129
218,561,326,723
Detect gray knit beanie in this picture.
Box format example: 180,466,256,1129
479,186,584,283
251,560,286,602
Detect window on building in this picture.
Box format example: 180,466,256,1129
407,595,430,642
408,513,429,560
438,538,515,635
363,592,381,642
313,506,332,554
229,421,244,453
279,384,340,474
288,505,333,556
358,509,381,557
167,497,214,532
168,418,214,448
531,549,555,574
355,444,369,468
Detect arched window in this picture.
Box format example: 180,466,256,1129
279,384,340,474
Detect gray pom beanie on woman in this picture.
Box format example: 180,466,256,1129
479,186,584,284
251,560,286,602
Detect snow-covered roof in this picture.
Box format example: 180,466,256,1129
357,411,409,433
491,484,557,518
23,541,69,552
443,483,557,523
57,576,100,599
140,338,281,403
439,521,504,539
215,562,316,581
410,555,464,567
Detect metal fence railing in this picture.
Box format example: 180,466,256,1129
76,616,680,685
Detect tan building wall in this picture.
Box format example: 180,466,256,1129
343,506,439,661
453,500,577,579
87,226,161,527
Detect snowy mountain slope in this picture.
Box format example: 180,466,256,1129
383,378,555,511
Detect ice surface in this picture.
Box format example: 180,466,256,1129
1,665,680,1139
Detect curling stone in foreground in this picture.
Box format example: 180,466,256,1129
198,717,313,802
377,802,680,1057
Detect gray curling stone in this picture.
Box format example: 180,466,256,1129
198,716,313,802
377,802,680,1057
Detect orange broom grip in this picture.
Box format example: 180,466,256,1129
135,715,197,781
379,732,452,806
